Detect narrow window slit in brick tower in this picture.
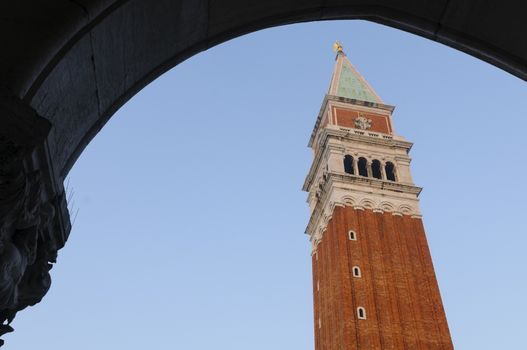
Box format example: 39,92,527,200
352,266,361,277
357,307,367,320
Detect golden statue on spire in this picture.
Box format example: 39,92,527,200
333,41,344,54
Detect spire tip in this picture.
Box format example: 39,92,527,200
333,41,345,55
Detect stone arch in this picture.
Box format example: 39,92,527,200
379,201,395,213
344,155,354,175
385,162,397,182
341,196,356,207
358,157,369,177
398,204,414,215
359,198,376,210
371,159,382,179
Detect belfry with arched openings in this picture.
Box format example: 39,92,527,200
303,43,454,349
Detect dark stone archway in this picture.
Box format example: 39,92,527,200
0,0,526,344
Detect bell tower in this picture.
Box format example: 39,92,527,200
303,43,454,349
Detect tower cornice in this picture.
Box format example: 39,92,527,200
305,172,422,243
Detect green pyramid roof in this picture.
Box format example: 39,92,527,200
328,52,382,104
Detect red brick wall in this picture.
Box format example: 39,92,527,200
312,206,453,349
333,107,392,134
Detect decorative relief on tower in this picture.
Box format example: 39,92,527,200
354,114,372,130
330,106,392,134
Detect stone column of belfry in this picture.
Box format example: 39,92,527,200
303,43,454,350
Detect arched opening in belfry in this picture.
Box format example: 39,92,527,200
371,159,382,179
385,162,396,181
344,155,354,174
358,157,368,177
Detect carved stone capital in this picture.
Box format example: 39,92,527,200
0,90,70,347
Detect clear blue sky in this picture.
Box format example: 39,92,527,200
8,20,527,349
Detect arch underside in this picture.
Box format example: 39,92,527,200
0,0,526,344
1,0,525,180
